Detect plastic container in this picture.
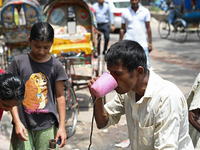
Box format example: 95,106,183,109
91,72,118,98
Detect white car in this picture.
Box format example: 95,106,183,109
105,0,130,30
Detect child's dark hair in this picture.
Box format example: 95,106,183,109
30,22,54,43
0,74,25,102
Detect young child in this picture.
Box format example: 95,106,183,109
0,74,25,120
6,22,68,149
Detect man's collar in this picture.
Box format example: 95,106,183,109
98,2,104,6
129,5,142,13
143,68,163,99
127,68,162,100
126,68,153,99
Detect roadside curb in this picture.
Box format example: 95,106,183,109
150,10,168,22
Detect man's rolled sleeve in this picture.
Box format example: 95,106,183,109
108,7,114,25
121,12,126,24
145,9,151,22
103,94,125,129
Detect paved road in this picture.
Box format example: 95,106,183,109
0,17,200,150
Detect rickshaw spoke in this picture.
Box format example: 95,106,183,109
158,19,170,39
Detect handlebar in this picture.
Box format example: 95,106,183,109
53,51,86,60
61,51,85,57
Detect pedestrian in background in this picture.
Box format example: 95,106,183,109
187,73,200,149
6,22,67,150
92,0,115,56
0,74,25,121
119,0,152,68
88,40,194,150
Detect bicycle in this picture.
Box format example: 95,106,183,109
55,52,84,139
54,50,107,138
158,17,189,43
158,7,187,42
158,6,200,43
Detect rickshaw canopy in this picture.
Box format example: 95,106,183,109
172,0,200,22
0,0,40,43
184,0,200,11
43,0,96,55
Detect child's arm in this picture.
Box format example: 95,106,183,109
11,106,28,141
55,80,66,148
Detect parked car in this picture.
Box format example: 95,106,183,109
105,0,130,30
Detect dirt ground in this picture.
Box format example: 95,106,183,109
61,89,131,150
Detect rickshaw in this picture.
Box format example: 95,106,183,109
43,0,101,138
0,0,40,69
158,0,200,42
43,0,98,82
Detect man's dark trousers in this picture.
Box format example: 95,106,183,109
97,23,110,55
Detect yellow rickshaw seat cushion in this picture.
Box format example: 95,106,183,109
50,33,93,55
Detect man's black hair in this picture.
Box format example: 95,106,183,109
105,40,147,73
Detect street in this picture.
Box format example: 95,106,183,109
0,17,200,150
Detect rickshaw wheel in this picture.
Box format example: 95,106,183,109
64,84,78,139
158,19,170,39
174,21,188,43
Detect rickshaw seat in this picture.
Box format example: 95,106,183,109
50,33,93,55
184,11,200,22
46,2,94,56
44,0,97,90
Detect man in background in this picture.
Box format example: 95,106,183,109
92,0,115,56
119,0,152,68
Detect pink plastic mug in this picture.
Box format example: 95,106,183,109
91,72,118,98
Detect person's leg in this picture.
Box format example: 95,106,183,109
143,47,150,68
168,9,176,24
34,124,58,150
10,126,34,150
102,23,110,55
